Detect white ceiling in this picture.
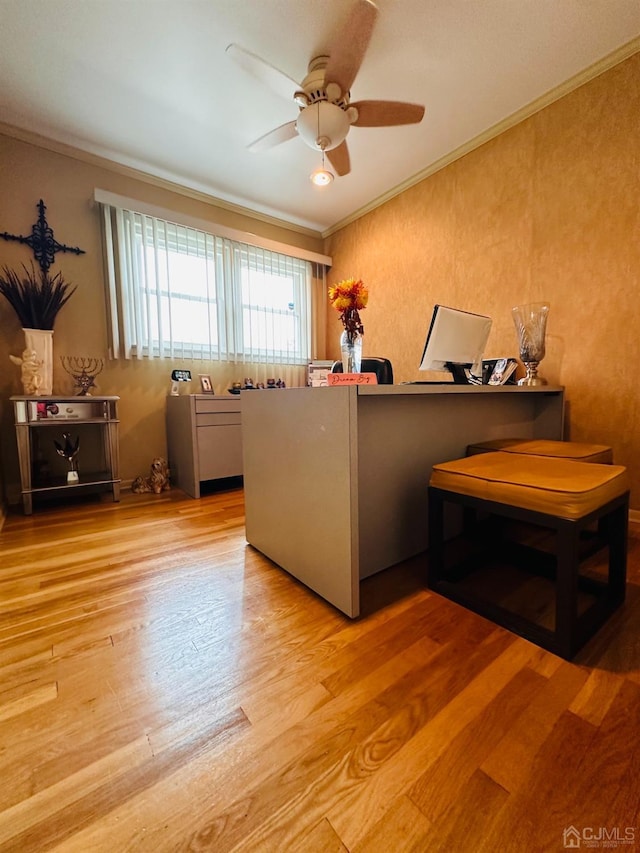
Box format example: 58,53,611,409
1,0,639,235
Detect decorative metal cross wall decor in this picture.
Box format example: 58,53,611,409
0,199,85,273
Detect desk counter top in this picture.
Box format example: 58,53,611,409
362,383,562,394
337,383,562,396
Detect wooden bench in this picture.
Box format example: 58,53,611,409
466,438,613,464
428,451,629,659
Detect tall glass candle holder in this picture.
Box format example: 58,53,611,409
512,302,550,386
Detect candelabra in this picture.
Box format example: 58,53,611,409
60,356,104,396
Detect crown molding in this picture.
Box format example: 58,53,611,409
322,35,640,239
0,121,323,241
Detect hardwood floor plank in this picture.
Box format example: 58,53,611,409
351,794,432,852
0,637,53,669
0,681,58,723
479,660,590,792
426,769,509,853
0,647,55,697
326,635,538,850
526,646,564,677
238,597,438,725
407,665,544,822
0,735,154,849
559,679,640,832
476,710,598,852
242,680,334,727
608,685,640,832
568,668,625,725
41,622,446,851
319,595,478,698
294,817,349,853
5,708,248,853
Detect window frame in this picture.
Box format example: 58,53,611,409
99,194,329,367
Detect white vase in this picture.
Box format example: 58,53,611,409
23,328,54,395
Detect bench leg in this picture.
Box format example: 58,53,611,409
555,524,580,658
428,488,444,588
608,498,628,603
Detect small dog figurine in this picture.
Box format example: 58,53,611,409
132,457,170,494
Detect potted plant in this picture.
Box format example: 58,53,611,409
0,263,76,395
0,263,76,329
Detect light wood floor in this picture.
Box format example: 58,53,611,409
1,486,640,852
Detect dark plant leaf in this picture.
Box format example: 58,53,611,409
0,263,76,329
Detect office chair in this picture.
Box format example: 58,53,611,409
331,357,394,384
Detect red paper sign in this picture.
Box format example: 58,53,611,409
326,372,378,386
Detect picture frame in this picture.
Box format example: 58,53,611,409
307,360,335,387
487,358,518,385
199,374,213,393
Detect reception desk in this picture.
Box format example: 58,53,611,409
242,384,564,618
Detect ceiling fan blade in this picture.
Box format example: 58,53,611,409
248,121,298,152
324,0,378,94
226,43,301,101
351,100,425,127
326,140,351,176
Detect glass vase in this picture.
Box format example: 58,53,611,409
512,302,550,386
340,329,363,373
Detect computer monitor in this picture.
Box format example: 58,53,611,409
419,304,492,384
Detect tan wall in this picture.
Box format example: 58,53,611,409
0,133,324,500
325,52,640,510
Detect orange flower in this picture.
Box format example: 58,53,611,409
328,277,368,339
328,278,369,313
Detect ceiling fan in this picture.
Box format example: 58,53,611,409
226,0,425,181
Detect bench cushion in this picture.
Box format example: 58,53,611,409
430,452,628,520
466,438,613,464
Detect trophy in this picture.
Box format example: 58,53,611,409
54,433,80,483
60,356,104,395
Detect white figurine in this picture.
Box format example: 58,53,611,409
9,348,44,395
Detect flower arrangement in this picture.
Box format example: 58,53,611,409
328,277,369,342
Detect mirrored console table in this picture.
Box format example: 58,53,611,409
11,395,120,515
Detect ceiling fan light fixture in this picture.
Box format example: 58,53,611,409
231,0,425,182
296,101,350,151
310,148,334,186
310,166,334,187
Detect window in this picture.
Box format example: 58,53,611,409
100,203,316,366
